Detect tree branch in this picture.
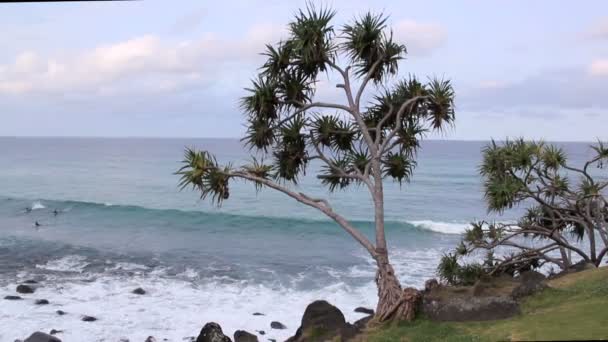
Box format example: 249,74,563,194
229,171,378,256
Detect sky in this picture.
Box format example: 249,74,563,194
0,0,607,141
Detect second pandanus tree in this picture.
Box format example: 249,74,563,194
177,4,455,321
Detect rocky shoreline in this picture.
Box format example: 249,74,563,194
9,264,591,342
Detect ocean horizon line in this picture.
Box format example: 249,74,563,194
0,135,600,144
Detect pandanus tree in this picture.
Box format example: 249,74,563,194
441,139,608,282
177,5,455,321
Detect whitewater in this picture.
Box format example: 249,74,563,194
0,138,593,341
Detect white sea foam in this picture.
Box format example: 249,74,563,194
0,247,446,341
408,220,470,234
31,201,46,210
35,255,89,273
0,274,377,342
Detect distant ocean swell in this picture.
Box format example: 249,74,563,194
1,196,471,235
0,195,462,340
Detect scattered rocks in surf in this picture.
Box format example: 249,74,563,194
17,284,35,294
81,315,97,322
132,287,146,295
195,322,231,342
354,307,374,315
233,330,258,342
23,331,62,342
252,312,265,316
35,299,50,305
56,310,66,316
270,321,286,330
4,295,22,300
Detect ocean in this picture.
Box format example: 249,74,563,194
0,137,597,341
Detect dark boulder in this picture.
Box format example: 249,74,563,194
353,315,373,331
421,294,519,321
195,322,231,342
5,295,22,300
424,278,440,292
233,330,258,342
270,321,286,330
17,284,35,294
354,307,374,315
35,299,50,305
145,337,156,342
49,330,62,335
511,270,547,299
23,280,39,284
24,332,61,342
255,331,265,336
132,288,146,295
252,312,265,316
81,315,97,322
286,300,358,342
56,310,66,316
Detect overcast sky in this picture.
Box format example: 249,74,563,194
0,0,607,141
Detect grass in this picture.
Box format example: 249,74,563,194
362,267,608,342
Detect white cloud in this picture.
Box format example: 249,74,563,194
0,24,286,96
588,59,608,76
393,20,447,55
585,17,608,40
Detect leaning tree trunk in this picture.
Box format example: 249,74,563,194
374,251,420,322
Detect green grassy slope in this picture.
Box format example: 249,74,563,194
363,267,608,342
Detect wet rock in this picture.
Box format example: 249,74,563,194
81,315,97,322
24,332,61,342
195,322,231,342
56,310,66,316
35,299,50,305
425,278,440,292
145,337,156,342
252,312,265,316
233,330,258,342
132,287,146,295
17,284,35,294
182,337,195,341
286,300,358,342
23,280,39,284
4,295,22,300
354,307,374,315
270,321,286,330
353,315,373,330
49,330,62,335
119,339,130,342
255,331,265,336
268,340,276,342
512,270,547,299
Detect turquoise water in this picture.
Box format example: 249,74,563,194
0,137,597,341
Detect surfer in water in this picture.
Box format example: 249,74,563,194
53,209,59,216
34,221,41,227
24,207,32,213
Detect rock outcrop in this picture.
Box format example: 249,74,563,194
196,322,231,342
286,300,358,342
511,271,547,299
233,330,258,342
24,332,61,342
